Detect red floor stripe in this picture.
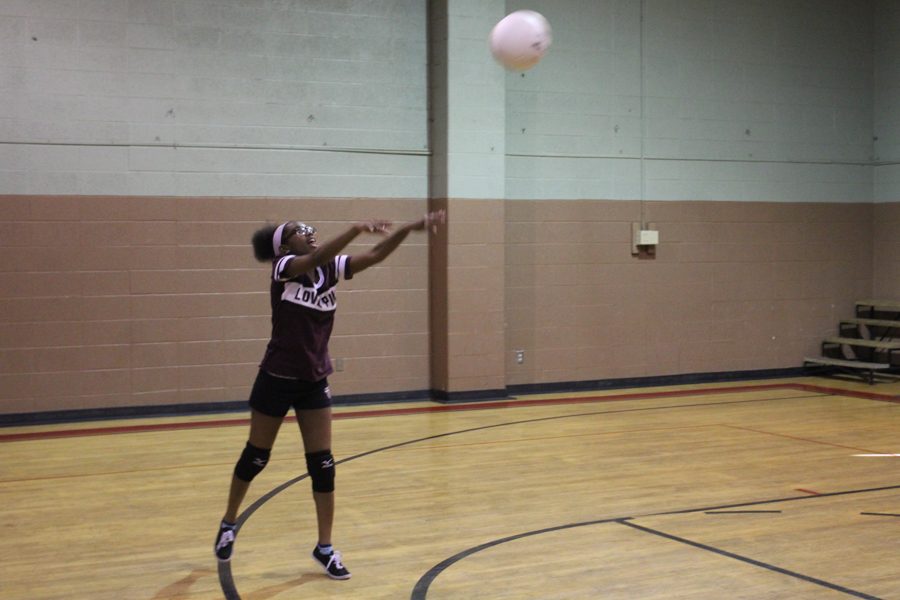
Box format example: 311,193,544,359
0,381,895,443
724,424,883,454
784,383,900,403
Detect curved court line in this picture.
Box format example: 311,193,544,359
217,392,825,599
410,484,900,599
408,518,631,599
410,518,882,600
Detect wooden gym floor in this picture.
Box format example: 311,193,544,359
1,376,898,600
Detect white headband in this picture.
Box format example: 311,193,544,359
273,222,287,256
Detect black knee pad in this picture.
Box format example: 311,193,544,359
305,450,335,493
234,442,271,482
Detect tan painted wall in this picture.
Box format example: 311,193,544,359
0,195,893,416
0,195,431,415
505,200,876,385
874,203,900,300
432,199,506,396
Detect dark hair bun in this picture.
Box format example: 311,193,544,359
252,225,278,262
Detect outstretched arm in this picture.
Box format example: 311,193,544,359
349,210,446,275
281,220,390,279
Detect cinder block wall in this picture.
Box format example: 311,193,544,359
0,1,431,416
504,199,873,385
0,195,431,415
0,0,898,418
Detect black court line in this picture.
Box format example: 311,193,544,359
704,510,782,514
860,512,900,517
407,517,632,598
617,520,883,600
217,391,826,599
648,483,900,517
408,483,900,599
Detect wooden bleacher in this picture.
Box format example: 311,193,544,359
822,336,900,354
855,298,900,314
841,317,900,330
803,299,900,384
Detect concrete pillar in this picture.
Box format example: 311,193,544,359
429,0,508,399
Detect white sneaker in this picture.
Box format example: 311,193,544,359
312,546,351,580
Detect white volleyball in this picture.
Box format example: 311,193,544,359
489,10,552,71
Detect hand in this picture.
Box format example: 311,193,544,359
412,209,446,233
357,220,392,234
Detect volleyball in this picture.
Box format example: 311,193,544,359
489,10,552,71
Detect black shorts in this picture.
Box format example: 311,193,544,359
248,370,332,417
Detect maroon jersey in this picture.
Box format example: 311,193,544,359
259,254,353,381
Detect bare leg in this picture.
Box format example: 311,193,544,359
296,407,334,545
223,409,284,523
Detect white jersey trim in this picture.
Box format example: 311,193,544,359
274,255,294,282
274,255,348,312
337,255,349,280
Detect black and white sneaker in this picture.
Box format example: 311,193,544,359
312,546,351,580
214,523,236,562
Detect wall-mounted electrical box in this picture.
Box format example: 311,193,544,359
631,222,659,256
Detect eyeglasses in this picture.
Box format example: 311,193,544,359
286,223,316,240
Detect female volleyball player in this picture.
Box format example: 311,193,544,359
214,210,445,579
